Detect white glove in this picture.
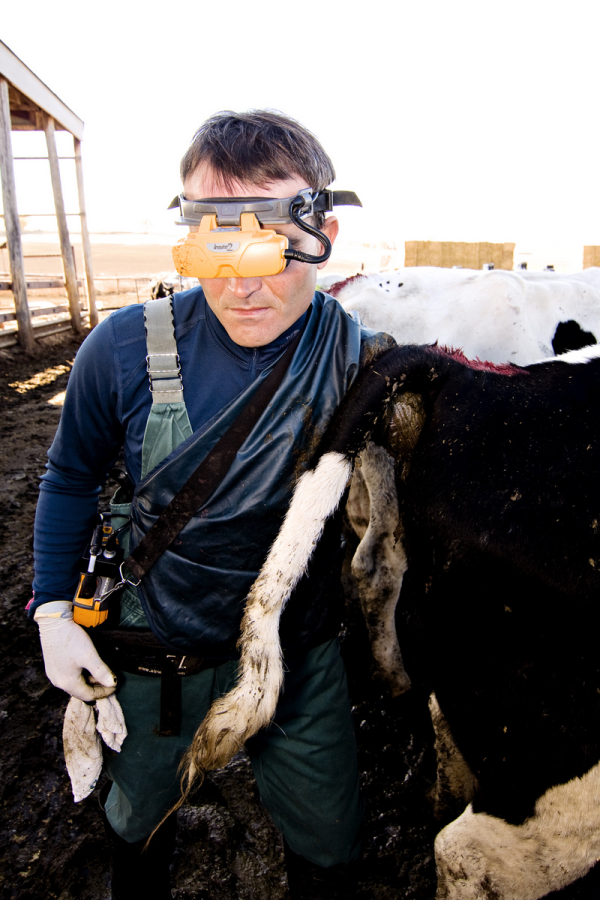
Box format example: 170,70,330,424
63,694,127,802
35,600,117,701
95,693,128,751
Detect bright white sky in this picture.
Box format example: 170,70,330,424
2,0,600,253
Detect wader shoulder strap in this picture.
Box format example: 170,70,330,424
123,323,305,583
144,296,184,404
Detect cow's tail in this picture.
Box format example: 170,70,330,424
178,452,353,795
177,346,431,799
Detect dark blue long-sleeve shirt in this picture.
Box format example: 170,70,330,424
32,287,307,613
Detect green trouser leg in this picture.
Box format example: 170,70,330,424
246,639,363,867
104,638,363,868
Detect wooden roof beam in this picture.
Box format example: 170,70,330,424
0,41,83,139
0,76,35,352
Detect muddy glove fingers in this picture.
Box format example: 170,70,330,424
63,696,103,802
63,695,128,802
95,694,127,752
35,601,117,702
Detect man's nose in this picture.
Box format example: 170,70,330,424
227,276,262,297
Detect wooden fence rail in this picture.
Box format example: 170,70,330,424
0,309,89,349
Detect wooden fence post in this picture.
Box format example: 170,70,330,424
0,77,35,353
73,137,98,327
44,115,83,334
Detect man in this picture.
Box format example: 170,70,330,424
31,110,393,899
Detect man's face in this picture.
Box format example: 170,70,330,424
183,164,339,347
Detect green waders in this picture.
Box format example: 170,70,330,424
103,297,363,867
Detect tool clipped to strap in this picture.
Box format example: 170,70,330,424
121,318,306,586
169,188,362,279
73,514,129,627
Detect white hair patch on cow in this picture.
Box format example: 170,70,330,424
531,342,600,367
183,451,353,778
435,758,600,900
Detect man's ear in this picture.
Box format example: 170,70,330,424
317,216,339,269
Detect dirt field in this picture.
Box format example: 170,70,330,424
5,240,176,279
2,330,600,899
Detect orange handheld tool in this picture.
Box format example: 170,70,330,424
73,517,125,628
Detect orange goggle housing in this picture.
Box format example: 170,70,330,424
172,213,289,279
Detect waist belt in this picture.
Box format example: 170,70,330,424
93,628,231,737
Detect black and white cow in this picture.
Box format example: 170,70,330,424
195,341,600,899
328,266,600,697
149,272,199,300
329,267,600,361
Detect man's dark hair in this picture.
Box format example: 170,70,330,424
180,110,336,227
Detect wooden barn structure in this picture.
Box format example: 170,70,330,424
405,240,516,270
0,40,97,352
583,247,600,269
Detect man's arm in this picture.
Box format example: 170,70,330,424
32,318,128,698
32,317,126,614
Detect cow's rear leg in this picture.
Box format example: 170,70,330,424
428,693,478,822
434,759,600,900
348,443,411,696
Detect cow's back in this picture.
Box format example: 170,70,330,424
396,349,600,825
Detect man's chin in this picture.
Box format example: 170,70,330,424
225,321,285,347
222,314,285,348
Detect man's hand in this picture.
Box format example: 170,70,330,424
34,601,117,701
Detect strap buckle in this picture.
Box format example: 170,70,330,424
146,352,181,375
146,352,183,394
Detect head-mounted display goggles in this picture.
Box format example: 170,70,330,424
168,189,361,279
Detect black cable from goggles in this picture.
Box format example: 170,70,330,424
283,195,332,265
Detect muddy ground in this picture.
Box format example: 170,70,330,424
1,332,599,900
